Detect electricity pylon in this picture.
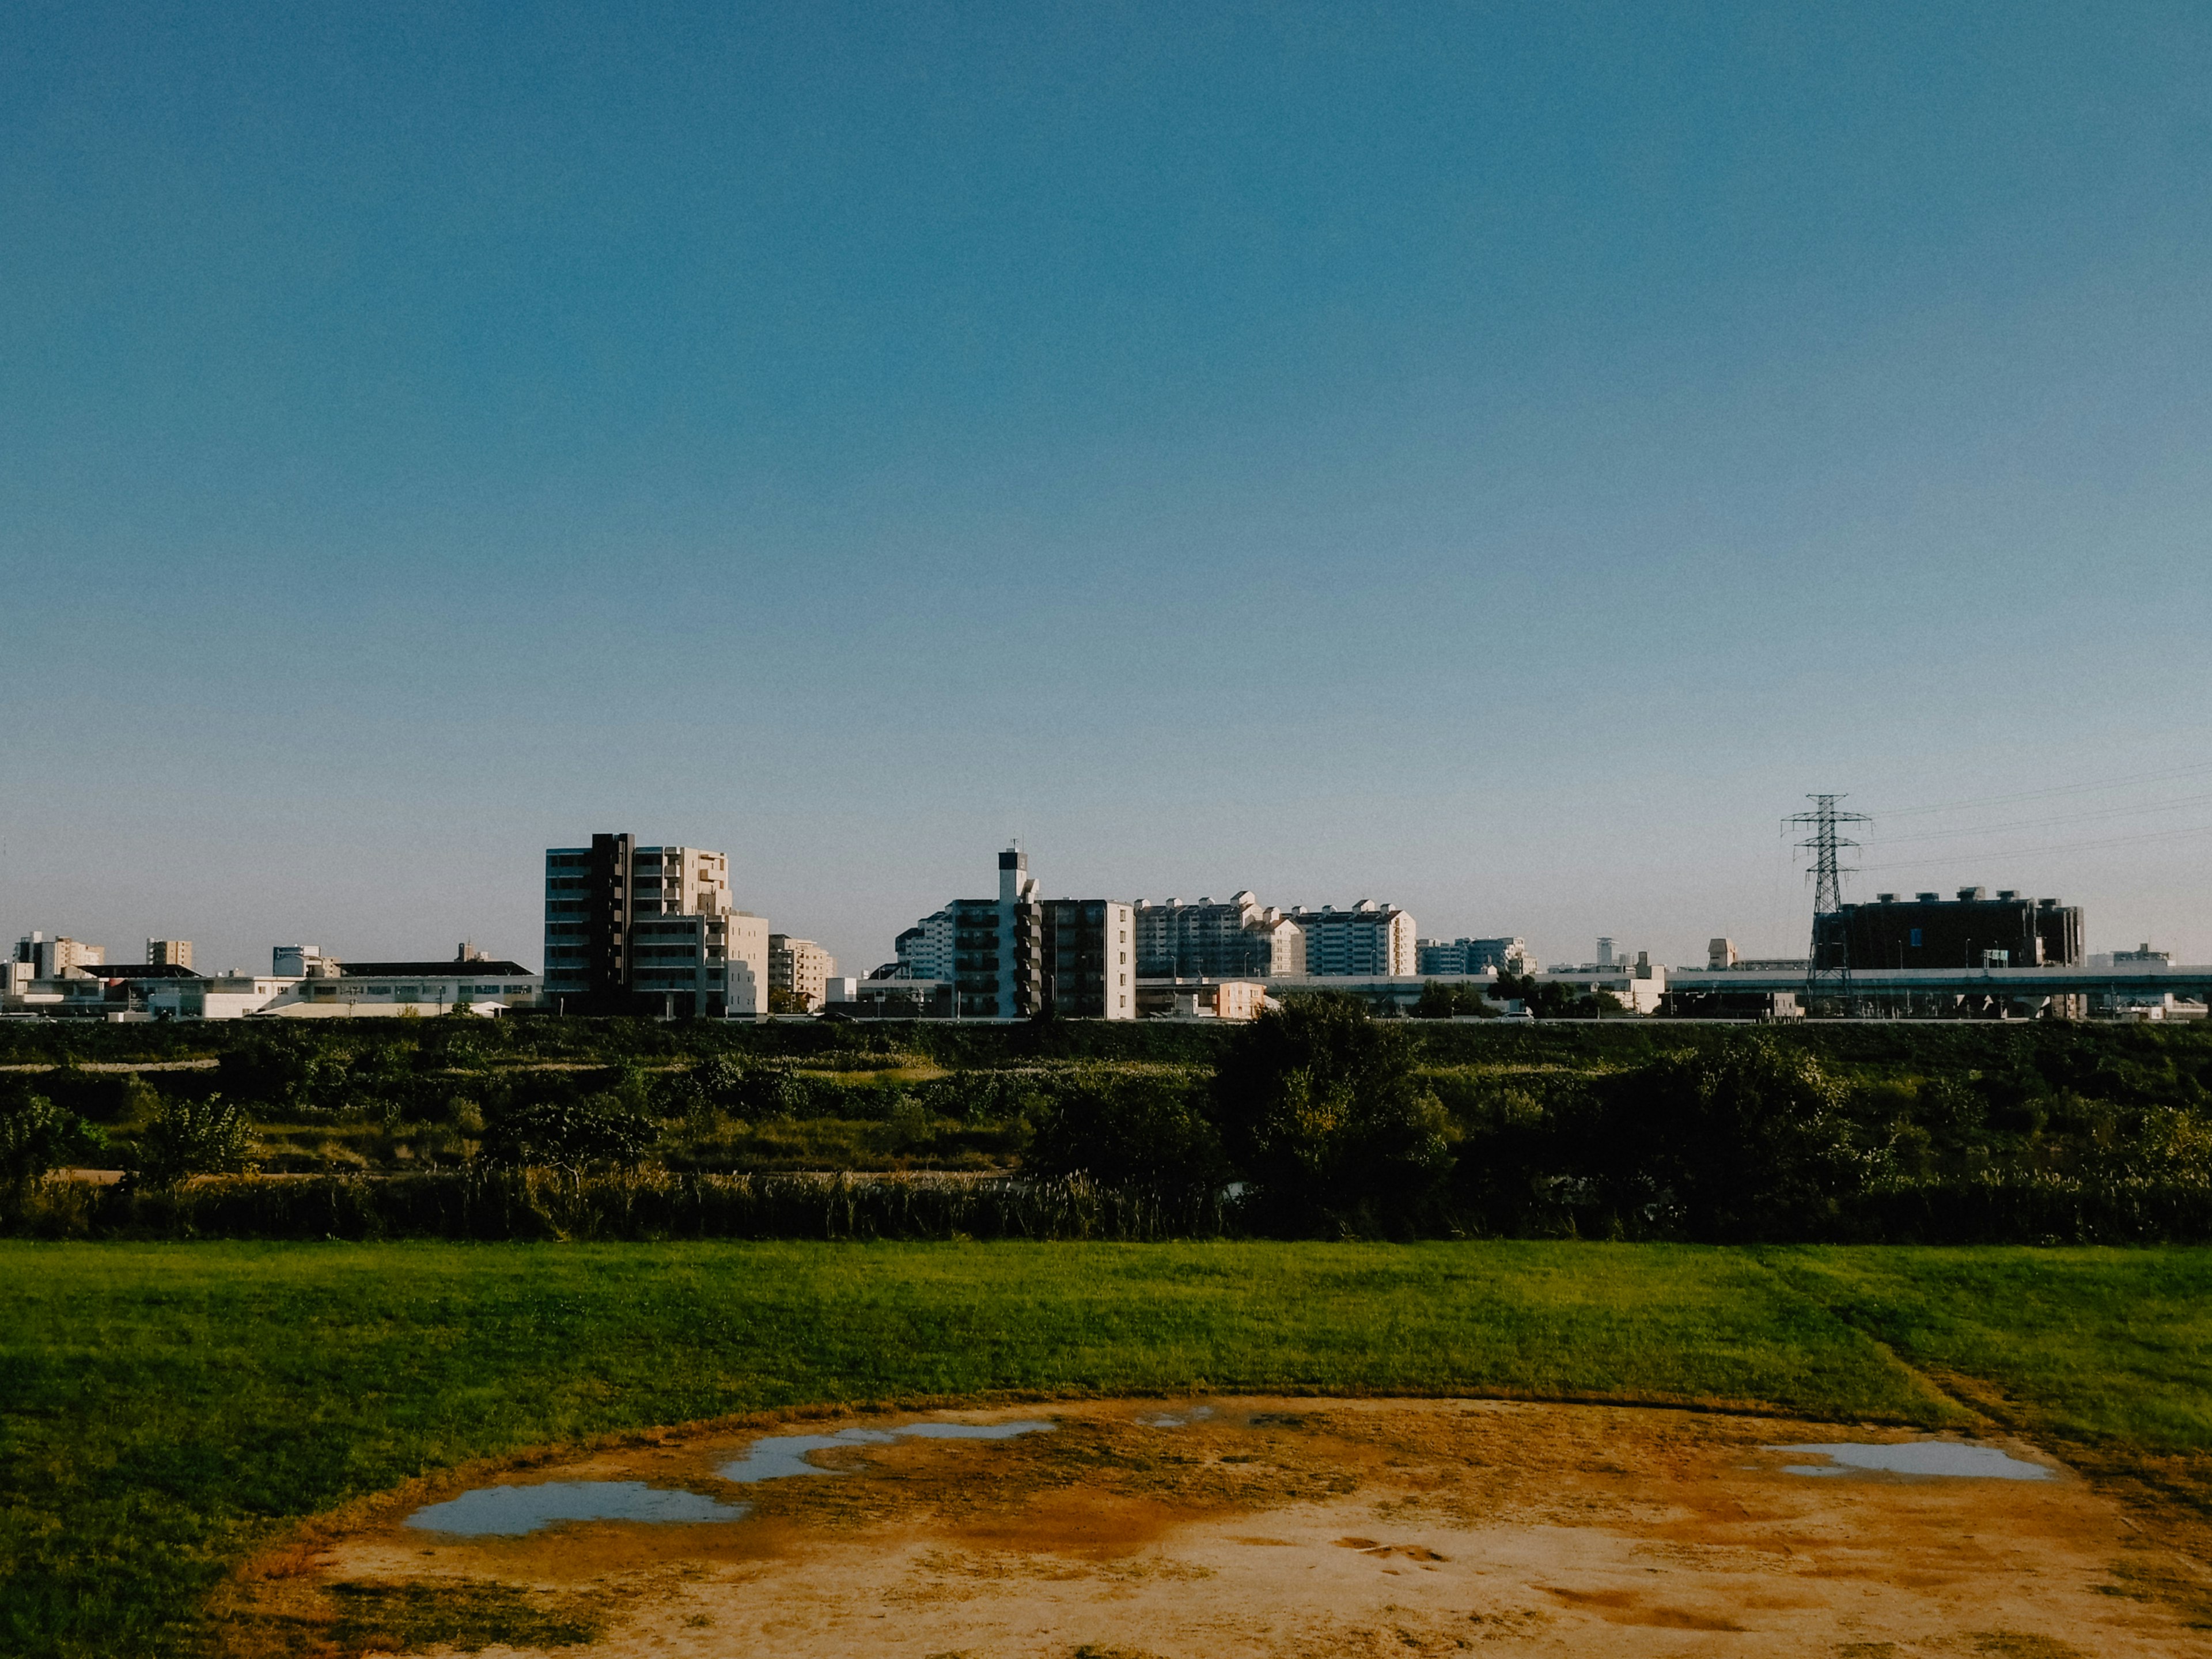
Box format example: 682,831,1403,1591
1785,794,1872,1012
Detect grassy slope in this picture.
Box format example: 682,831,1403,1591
1765,1246,2212,1450
4,1242,2209,1656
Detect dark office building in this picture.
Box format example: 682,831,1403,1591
1816,888,2084,972
1042,900,1119,1017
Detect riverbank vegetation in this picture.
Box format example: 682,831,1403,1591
4,1002,2210,1241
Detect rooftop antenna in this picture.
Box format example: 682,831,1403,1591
1785,793,1872,1010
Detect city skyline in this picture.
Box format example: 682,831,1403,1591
6,4,2211,976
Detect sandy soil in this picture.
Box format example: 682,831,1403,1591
231,1397,2212,1657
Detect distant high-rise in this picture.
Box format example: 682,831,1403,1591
12,932,103,978
146,938,194,969
769,935,836,1012
543,835,764,1016
1416,937,1532,976
1133,893,1304,979
1287,902,1417,976
895,847,1134,1018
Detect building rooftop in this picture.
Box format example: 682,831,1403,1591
333,960,535,979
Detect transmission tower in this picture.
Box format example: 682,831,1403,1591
1784,793,1872,1010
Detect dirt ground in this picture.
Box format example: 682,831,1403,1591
228,1397,2212,1657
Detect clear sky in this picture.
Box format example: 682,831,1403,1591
5,2,2210,977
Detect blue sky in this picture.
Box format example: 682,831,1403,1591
5,1,2210,975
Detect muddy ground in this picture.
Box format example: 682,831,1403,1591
224,1397,2212,1657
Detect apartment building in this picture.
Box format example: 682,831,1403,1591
902,847,1135,1018
769,935,837,1012
1416,936,1531,976
1133,893,1305,979
890,910,954,980
543,834,766,1016
1287,902,1417,976
146,939,194,969
12,932,104,979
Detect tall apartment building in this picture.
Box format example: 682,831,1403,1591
890,910,954,980
902,847,1134,1018
769,935,836,1012
12,932,104,978
1415,936,1531,976
543,834,767,1016
1133,892,1305,979
1288,902,1417,976
146,938,194,969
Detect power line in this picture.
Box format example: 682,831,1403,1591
1866,791,2212,845
1873,761,2212,821
1858,820,2212,873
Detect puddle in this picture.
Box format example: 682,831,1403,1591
406,1480,750,1536
717,1419,1055,1483
1768,1441,2052,1481
1138,1406,1215,1427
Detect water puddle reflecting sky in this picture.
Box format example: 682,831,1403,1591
1138,1406,1216,1427
717,1420,1056,1483
1769,1441,2052,1480
406,1480,750,1536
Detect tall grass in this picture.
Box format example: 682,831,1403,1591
7,1169,1228,1242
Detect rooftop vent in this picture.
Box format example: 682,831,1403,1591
1917,892,1941,903
1876,892,1897,903
1995,890,2018,901
1957,887,1987,902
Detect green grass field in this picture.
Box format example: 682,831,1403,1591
4,1241,2210,1657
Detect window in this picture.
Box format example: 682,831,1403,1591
1910,929,1923,948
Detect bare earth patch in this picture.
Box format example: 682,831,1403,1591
223,1398,2211,1657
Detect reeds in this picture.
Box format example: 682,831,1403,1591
7,1168,1230,1241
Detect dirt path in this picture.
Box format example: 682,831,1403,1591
226,1396,2212,1657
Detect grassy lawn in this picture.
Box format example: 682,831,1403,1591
3,1241,2209,1656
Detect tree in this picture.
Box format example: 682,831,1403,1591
1211,993,1454,1233
132,1094,256,1188
0,1093,107,1204
1596,1037,1865,1240
1414,981,1497,1019
1491,970,1612,1019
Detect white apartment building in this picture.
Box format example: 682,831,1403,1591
897,848,1135,1018
544,834,760,1017
1133,893,1305,979
891,910,955,980
770,935,836,1011
1288,902,1417,976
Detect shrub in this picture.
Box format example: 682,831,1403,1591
0,1093,108,1203
132,1094,257,1189
1211,993,1455,1233
482,1094,657,1170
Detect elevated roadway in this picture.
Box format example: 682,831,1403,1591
1670,964,2212,999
